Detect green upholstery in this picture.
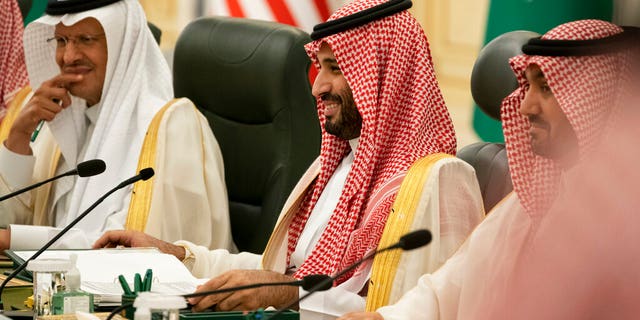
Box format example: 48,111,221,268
470,30,540,120
173,17,321,253
457,142,512,213
147,21,162,45
17,0,32,21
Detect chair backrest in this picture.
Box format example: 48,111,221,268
470,30,540,120
173,17,321,253
461,31,540,212
17,0,32,21
457,142,512,212
147,22,162,44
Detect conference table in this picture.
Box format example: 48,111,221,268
0,255,298,319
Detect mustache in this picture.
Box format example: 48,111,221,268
62,61,94,70
320,93,342,104
528,115,549,128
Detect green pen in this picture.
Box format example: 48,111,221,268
30,120,44,142
31,97,61,142
118,274,133,295
143,269,152,291
134,273,142,292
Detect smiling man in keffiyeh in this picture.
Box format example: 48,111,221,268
94,0,484,317
0,0,234,253
340,19,637,320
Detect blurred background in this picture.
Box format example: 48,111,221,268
21,0,640,150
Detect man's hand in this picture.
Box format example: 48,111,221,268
0,229,10,252
187,270,299,312
92,230,186,260
5,74,82,155
338,312,384,320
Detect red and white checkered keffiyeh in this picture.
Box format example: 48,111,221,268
502,19,631,215
0,0,29,122
289,0,456,284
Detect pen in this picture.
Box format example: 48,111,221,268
134,273,142,292
118,274,133,295
31,97,61,142
143,269,152,291
30,120,44,142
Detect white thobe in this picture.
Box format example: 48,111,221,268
0,103,109,248
177,141,483,320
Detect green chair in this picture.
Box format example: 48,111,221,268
173,17,321,253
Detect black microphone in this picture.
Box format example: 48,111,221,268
0,167,155,309
0,159,106,201
266,229,432,319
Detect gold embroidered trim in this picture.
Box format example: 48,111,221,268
0,86,32,142
365,153,452,311
125,99,179,231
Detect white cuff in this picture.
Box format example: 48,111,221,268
0,143,35,189
298,285,366,320
9,224,90,250
9,224,50,250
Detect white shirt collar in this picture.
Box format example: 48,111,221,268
348,137,360,153
86,102,101,126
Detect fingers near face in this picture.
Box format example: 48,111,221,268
54,18,107,106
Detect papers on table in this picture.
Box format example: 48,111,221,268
10,248,204,306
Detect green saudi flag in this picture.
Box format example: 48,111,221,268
473,0,613,142
22,0,47,25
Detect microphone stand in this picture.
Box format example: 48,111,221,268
0,169,153,309
183,281,308,298
105,276,332,320
0,170,77,202
266,245,398,320
182,274,331,299
266,229,431,319
0,159,105,202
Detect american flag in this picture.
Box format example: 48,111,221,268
203,0,348,33
202,0,348,83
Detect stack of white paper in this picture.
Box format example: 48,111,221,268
13,248,204,306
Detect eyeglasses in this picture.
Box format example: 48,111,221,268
46,33,105,49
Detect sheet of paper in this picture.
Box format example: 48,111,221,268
13,248,203,305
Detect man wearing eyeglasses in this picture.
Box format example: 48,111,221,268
0,0,235,253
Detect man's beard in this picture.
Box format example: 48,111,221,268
324,89,362,140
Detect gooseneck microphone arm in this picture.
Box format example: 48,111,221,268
0,167,154,309
104,274,332,320
182,281,304,299
0,159,106,202
266,229,432,320
182,274,332,298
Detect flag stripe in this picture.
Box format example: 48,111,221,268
208,0,230,16
206,0,337,33
239,0,274,20
313,0,331,21
285,0,323,32
226,0,245,17
267,0,297,25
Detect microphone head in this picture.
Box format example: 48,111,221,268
77,159,106,177
398,229,432,251
301,274,332,291
139,168,155,181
